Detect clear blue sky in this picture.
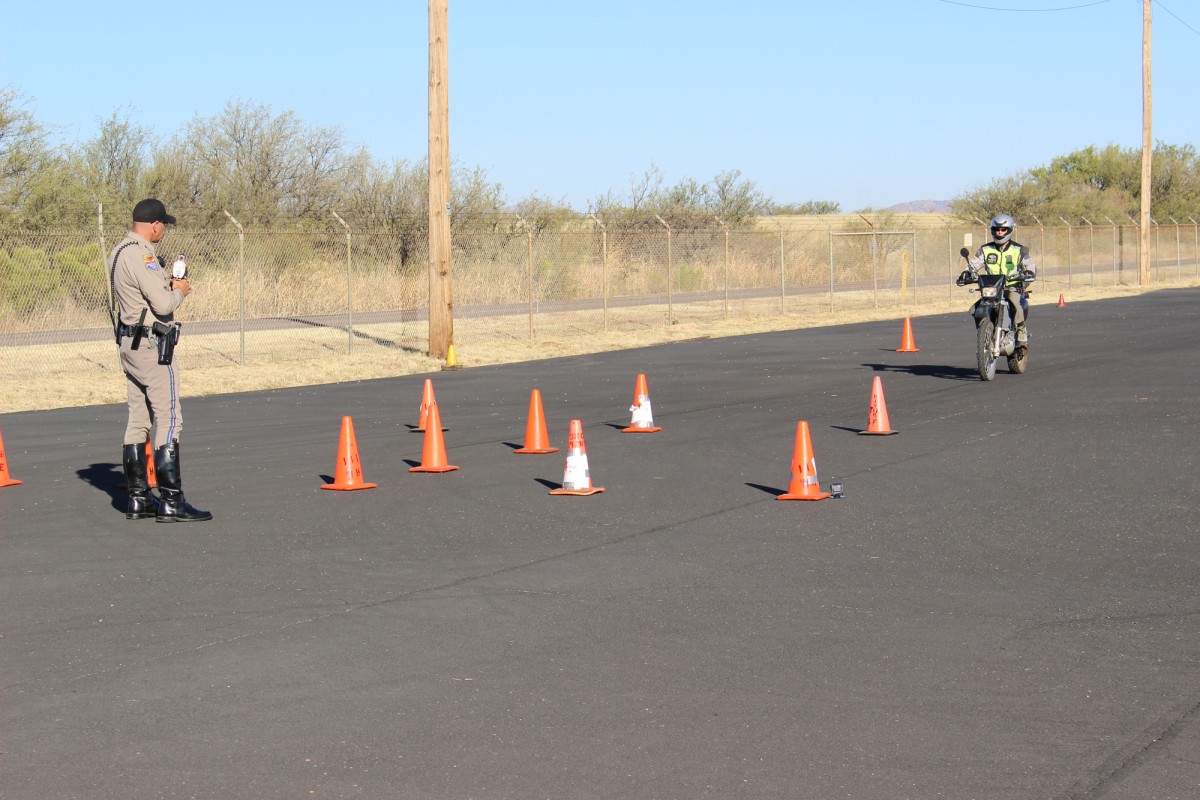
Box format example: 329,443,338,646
3,0,1197,211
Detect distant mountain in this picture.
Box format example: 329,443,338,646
886,200,951,213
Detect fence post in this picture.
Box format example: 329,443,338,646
1104,217,1118,285
1058,217,1073,289
778,226,786,314
332,211,353,354
655,216,672,325
517,215,533,339
1081,218,1094,285
714,217,729,319
223,210,246,364
98,202,110,312
1169,217,1180,279
589,214,608,330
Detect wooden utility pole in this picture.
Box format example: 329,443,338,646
428,0,453,358
1139,0,1152,285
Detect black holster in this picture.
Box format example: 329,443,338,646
153,321,181,365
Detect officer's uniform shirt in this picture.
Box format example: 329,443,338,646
111,231,185,326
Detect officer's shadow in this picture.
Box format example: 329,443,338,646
77,463,128,513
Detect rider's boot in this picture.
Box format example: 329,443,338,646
1016,324,1028,345
122,443,158,520
154,441,213,522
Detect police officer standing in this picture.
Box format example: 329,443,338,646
110,199,211,522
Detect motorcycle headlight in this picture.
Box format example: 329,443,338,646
980,286,1000,299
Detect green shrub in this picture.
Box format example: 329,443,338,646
53,243,106,308
0,247,67,313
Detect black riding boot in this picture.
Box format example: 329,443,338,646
153,441,213,523
122,443,157,520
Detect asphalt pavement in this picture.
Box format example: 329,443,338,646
2,289,1198,799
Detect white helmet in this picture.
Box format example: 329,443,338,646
990,214,1016,246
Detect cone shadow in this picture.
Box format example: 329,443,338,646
746,482,787,498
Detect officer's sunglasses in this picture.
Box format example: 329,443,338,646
992,226,1010,234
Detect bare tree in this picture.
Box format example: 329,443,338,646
76,109,150,210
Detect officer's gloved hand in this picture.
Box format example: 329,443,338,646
956,270,973,286
1020,269,1036,283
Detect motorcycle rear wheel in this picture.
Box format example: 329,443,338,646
977,320,997,381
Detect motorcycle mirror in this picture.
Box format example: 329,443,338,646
959,247,970,258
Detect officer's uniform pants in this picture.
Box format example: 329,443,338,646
120,336,182,448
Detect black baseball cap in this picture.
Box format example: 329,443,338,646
132,198,176,225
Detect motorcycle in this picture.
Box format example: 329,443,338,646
955,247,1034,381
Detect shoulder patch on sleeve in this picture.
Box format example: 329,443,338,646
144,255,160,271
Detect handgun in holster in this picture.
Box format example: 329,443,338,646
152,320,181,365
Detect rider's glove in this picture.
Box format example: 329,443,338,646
1020,270,1035,282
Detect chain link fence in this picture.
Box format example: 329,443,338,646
3,218,1198,385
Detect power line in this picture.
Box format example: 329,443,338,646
1155,0,1200,37
937,0,1111,10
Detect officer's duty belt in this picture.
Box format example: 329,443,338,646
118,324,153,339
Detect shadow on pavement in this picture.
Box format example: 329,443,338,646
862,362,979,381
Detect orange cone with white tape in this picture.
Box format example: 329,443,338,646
515,389,559,454
777,421,831,501
622,373,662,433
896,317,919,353
0,426,22,487
410,402,458,473
859,376,898,435
321,416,377,491
550,419,605,496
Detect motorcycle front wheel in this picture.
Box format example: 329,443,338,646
977,319,997,381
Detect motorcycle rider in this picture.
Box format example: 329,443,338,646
966,213,1037,344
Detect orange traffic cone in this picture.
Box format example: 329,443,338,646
0,426,22,487
777,421,831,501
550,419,605,495
622,373,662,432
144,437,158,488
515,389,559,454
859,376,898,435
1058,293,1066,308
321,416,377,491
410,401,459,473
896,317,919,353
